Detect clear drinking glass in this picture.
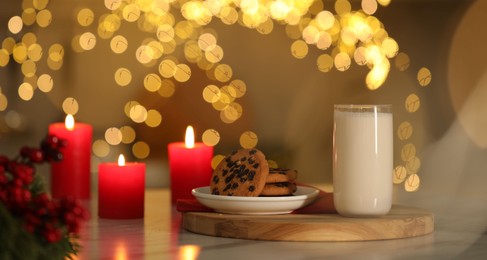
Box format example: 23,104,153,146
333,104,393,217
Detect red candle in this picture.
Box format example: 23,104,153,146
98,154,145,219
168,126,213,204
49,114,92,199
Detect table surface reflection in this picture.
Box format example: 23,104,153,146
74,187,487,260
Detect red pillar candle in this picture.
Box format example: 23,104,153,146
49,114,92,199
168,126,213,204
98,154,145,219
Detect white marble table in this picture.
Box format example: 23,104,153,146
72,186,487,260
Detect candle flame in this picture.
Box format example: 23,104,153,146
65,114,75,130
185,125,195,149
118,154,126,166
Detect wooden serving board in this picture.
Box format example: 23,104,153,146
182,205,434,241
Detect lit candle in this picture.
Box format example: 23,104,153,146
49,114,92,199
98,154,145,219
168,125,213,204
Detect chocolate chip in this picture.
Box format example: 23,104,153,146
248,185,255,191
225,176,231,184
253,163,259,169
212,175,219,184
223,183,231,192
231,183,239,189
249,149,257,155
248,170,256,180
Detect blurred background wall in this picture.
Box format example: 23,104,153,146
0,0,480,198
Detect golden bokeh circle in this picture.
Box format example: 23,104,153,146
202,129,220,146
291,40,308,59
21,60,36,77
27,43,43,62
211,154,225,170
37,74,53,93
62,97,79,115
406,156,421,175
22,8,37,26
317,54,333,72
229,79,247,98
174,63,191,82
205,45,224,63
405,174,420,192
239,131,258,149
417,67,432,87
0,93,8,111
144,73,162,92
120,125,136,144
48,43,64,62
18,82,34,101
77,8,95,27
397,121,413,141
123,4,141,23
33,0,49,10
132,141,150,159
130,104,148,123
110,35,128,54
405,93,420,113
214,64,232,82
203,84,221,103
334,52,351,71
158,79,176,98
159,59,177,78
401,143,416,162
145,109,162,127
393,165,408,184
104,0,122,11
13,43,28,63
105,127,123,145
8,16,23,34
381,37,399,58
114,67,132,86
36,9,52,28
0,49,10,67
92,139,110,158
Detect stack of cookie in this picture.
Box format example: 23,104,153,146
210,148,298,197
261,168,298,196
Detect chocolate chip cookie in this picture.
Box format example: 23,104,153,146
266,168,298,183
260,182,297,196
210,148,269,196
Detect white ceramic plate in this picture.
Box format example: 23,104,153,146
192,186,319,215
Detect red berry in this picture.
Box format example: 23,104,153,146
46,135,60,148
20,146,31,158
0,155,9,166
29,148,44,163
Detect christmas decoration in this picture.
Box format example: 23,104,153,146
0,135,88,260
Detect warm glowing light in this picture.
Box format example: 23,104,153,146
65,114,75,130
118,154,126,166
185,125,195,149
270,0,292,20
178,245,201,260
366,60,390,90
115,241,127,260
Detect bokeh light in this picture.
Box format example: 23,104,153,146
0,0,431,192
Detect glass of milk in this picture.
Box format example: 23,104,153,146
333,104,393,217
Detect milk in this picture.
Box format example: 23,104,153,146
333,105,393,217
